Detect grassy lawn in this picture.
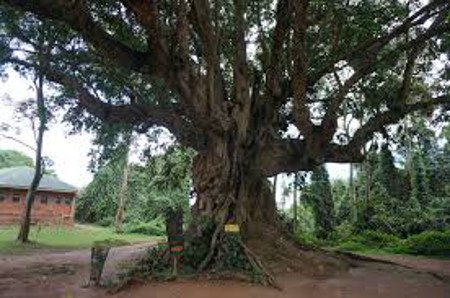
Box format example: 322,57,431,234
0,224,158,254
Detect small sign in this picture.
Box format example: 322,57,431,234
168,235,184,256
224,224,240,233
170,246,184,256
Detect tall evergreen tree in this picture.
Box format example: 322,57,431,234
410,151,430,208
303,166,335,239
373,146,402,201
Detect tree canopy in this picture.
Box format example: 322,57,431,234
0,0,448,176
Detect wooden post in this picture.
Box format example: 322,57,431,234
89,245,110,286
166,208,184,277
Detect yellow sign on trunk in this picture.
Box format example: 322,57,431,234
224,224,240,233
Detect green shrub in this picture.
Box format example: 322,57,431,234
404,230,450,256
331,222,354,242
123,219,165,236
358,230,402,249
97,216,115,227
334,230,402,253
296,232,328,247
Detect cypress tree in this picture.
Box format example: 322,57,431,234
303,166,335,239
410,151,430,208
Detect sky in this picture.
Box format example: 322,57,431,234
0,70,351,191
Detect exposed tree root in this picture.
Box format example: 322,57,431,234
197,217,227,272
193,221,351,289
239,239,281,290
244,223,351,277
195,224,281,289
115,222,358,292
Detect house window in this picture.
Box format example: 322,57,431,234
0,191,5,202
64,198,72,205
12,193,21,203
40,197,48,204
55,197,62,204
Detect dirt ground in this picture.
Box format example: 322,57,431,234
0,244,449,298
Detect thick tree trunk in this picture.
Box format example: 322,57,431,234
188,139,348,276
191,139,279,235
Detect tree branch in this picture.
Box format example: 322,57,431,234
0,133,36,152
5,57,196,143
232,0,252,139
308,0,449,86
260,138,364,176
120,0,169,71
2,0,155,74
320,10,449,143
292,0,313,138
349,95,450,149
261,95,449,176
266,0,291,99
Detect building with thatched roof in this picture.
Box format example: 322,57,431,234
0,167,77,226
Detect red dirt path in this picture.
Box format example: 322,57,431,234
0,244,449,298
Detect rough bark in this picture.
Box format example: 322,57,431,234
188,139,348,278
192,139,279,233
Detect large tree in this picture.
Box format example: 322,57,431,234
0,0,449,274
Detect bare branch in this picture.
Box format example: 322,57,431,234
0,133,36,152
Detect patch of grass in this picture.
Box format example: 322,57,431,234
0,224,158,254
